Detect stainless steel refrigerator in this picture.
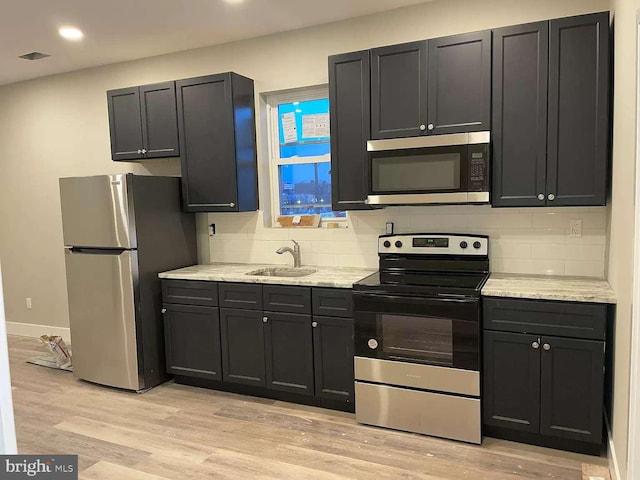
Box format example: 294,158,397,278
60,174,197,391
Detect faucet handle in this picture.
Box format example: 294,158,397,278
291,239,299,247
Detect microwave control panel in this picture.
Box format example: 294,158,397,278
468,144,489,191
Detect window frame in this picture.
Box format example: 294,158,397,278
266,86,345,226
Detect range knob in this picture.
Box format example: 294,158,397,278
473,241,482,249
459,241,468,249
383,240,391,248
395,241,403,248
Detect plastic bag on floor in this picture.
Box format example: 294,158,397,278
39,335,72,368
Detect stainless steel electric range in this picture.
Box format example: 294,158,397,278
353,233,489,444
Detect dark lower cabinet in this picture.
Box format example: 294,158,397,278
312,316,354,402
219,308,266,387
161,280,355,412
483,331,540,433
483,297,609,454
162,304,221,380
264,312,314,395
539,336,605,442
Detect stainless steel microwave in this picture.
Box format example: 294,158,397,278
366,132,490,205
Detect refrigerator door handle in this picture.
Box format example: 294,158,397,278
65,247,129,255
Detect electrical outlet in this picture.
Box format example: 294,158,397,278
208,224,216,236
569,219,583,238
25,298,32,310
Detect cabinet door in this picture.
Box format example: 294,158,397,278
176,74,238,212
491,22,548,207
540,336,604,444
219,308,266,387
547,12,609,206
427,31,491,135
371,41,428,139
312,316,354,402
107,87,143,161
264,312,314,396
163,304,221,380
483,331,540,433
140,82,179,158
329,50,372,211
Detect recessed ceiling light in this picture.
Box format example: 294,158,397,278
59,26,84,41
224,0,244,4
19,52,51,61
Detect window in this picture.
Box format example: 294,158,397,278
267,87,346,223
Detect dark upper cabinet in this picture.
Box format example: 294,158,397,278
162,303,222,380
219,308,266,387
139,82,180,158
427,31,491,135
492,22,549,207
370,33,491,140
539,336,605,443
264,312,314,396
547,13,609,206
329,50,372,211
107,81,179,161
176,73,258,213
483,331,540,433
107,87,144,161
492,12,610,207
312,316,354,402
371,41,428,139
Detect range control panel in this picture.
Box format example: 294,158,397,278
378,234,489,256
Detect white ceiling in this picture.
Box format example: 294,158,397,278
0,0,431,86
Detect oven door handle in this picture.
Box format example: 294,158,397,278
353,292,478,304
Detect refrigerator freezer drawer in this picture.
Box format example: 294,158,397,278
64,248,141,390
60,174,134,249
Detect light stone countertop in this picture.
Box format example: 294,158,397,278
158,263,376,289
482,273,616,304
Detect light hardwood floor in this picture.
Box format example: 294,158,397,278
8,335,609,480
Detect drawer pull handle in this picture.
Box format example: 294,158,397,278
312,321,318,328
262,316,268,323
161,308,167,314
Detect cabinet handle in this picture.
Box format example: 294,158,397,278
537,194,545,201
419,124,427,131
543,343,551,351
548,194,555,201
137,149,142,154
262,316,268,323
312,321,318,328
161,308,167,314
200,203,236,208
141,148,147,154
531,341,540,349
427,123,434,131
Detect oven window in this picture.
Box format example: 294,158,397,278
371,153,460,192
381,314,453,365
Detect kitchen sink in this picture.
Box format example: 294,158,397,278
245,267,317,278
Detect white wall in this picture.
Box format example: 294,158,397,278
0,1,610,322
607,1,640,478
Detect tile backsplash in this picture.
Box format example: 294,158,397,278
206,205,607,278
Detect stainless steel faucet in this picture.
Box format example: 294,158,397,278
276,240,301,268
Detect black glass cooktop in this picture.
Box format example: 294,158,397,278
354,271,490,298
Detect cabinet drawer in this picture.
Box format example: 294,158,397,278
483,297,607,340
263,285,311,314
161,279,218,306
219,283,263,310
312,288,353,318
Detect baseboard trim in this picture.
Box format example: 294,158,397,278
6,322,70,343
605,414,622,480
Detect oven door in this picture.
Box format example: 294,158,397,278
353,292,480,371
